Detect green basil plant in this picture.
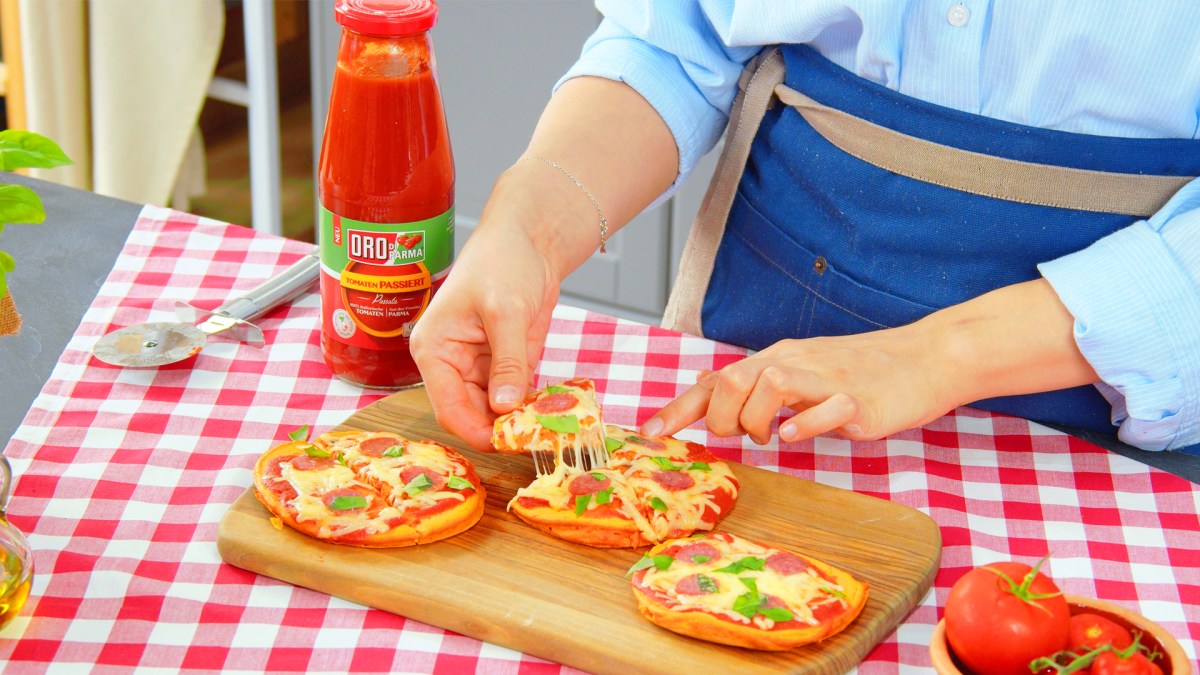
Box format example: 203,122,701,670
0,130,73,298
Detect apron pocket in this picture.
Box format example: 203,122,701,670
702,191,939,351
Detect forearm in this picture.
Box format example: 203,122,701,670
928,278,1098,407
473,76,679,280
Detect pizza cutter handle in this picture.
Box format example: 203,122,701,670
214,250,320,323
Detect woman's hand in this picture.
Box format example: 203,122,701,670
410,213,559,452
646,325,957,444
645,279,1099,444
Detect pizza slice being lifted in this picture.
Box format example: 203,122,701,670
491,377,608,470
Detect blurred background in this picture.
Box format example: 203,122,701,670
0,0,717,324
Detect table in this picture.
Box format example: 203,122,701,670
0,198,1197,672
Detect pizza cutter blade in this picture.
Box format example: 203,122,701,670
92,251,320,367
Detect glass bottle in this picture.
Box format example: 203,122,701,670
318,0,455,388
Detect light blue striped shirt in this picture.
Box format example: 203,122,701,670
559,0,1200,452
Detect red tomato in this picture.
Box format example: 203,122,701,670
944,561,1071,675
1070,612,1134,652
1091,651,1163,675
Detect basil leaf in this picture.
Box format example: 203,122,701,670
0,184,44,226
713,556,766,575
0,129,74,171
594,487,614,505
383,445,404,457
738,556,766,571
403,473,434,496
732,592,761,619
822,585,849,601
328,495,367,511
696,575,718,594
304,445,332,458
288,425,310,442
626,555,656,577
649,456,683,471
545,385,572,394
739,577,759,594
687,462,712,472
590,472,606,481
649,496,668,512
536,414,580,434
447,475,473,490
759,606,794,622
652,554,674,571
627,436,649,445
604,437,626,452
574,494,591,516
691,555,711,564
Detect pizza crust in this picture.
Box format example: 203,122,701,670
508,501,649,549
252,435,485,548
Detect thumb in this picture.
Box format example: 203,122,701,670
483,310,531,413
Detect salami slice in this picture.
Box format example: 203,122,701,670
766,552,834,582
651,470,696,491
675,574,718,596
568,473,612,495
322,487,371,512
628,435,667,451
289,454,336,471
400,465,446,491
359,436,405,457
672,542,722,563
531,391,578,414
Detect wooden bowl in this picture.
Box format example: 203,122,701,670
930,594,1192,675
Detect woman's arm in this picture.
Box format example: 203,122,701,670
411,76,677,451
646,278,1098,445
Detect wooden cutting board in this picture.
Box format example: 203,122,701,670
217,387,942,674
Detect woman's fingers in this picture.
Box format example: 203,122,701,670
416,356,498,451
643,373,716,437
778,392,861,442
737,366,823,445
481,305,533,413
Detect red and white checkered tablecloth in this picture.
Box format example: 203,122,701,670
0,206,1197,673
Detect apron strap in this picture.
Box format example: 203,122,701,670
773,85,1194,217
662,48,785,336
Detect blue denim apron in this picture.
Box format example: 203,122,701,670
695,45,1200,435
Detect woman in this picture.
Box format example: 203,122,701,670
410,2,1200,456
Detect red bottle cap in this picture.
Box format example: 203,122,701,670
335,0,438,37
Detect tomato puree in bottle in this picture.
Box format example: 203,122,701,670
317,0,453,388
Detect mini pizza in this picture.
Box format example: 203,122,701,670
508,424,740,548
628,532,868,650
491,378,608,468
253,430,485,547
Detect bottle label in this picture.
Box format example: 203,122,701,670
318,206,454,347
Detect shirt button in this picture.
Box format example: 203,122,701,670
947,4,970,26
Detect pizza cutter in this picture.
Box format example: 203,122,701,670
92,251,320,367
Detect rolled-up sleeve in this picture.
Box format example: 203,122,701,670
1039,178,1200,451
556,3,760,201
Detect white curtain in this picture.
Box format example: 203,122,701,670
19,0,223,206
